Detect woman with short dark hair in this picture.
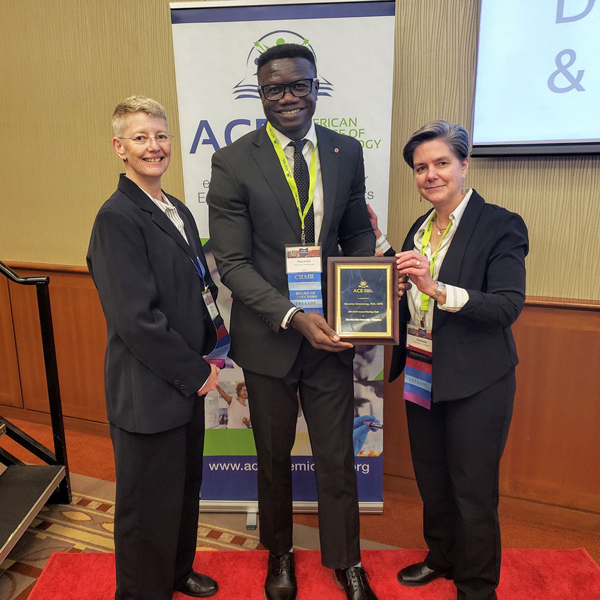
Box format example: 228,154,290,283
390,120,529,600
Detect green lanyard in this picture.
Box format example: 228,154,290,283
266,121,318,245
419,213,452,320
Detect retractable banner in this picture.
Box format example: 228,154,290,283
170,0,395,512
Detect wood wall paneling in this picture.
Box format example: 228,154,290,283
384,304,600,532
505,308,600,513
8,267,108,423
0,405,109,438
0,278,23,408
383,347,414,480
7,280,48,413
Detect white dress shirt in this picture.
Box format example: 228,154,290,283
270,123,325,329
271,122,324,243
375,190,472,329
142,188,189,245
407,189,472,329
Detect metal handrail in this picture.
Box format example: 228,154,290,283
0,259,71,503
0,261,48,285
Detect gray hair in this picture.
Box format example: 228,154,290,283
112,96,168,138
402,120,469,168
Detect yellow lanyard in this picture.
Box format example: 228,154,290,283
419,213,452,318
266,122,318,245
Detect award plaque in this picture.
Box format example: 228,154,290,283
327,257,399,345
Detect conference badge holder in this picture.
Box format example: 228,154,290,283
190,255,230,367
285,245,323,316
200,286,230,367
403,325,432,410
201,286,222,328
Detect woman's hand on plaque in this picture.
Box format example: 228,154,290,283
395,250,434,295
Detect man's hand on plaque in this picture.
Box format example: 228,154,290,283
290,311,354,352
380,251,412,299
398,275,412,299
367,203,383,239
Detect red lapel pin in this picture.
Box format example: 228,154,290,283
334,147,339,153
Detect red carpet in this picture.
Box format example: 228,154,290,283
29,548,600,599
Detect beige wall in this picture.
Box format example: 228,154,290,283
0,0,185,266
1,0,599,299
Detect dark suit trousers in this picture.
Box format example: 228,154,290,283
405,369,515,600
110,398,205,600
244,338,360,569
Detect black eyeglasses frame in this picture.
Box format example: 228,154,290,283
258,78,319,101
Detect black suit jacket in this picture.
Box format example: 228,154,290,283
87,175,217,434
389,190,529,401
207,124,375,377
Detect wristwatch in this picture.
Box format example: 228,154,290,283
431,281,445,301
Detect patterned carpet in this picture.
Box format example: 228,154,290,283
4,475,600,599
0,465,398,600
0,486,268,600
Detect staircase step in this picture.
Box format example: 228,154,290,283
0,465,65,563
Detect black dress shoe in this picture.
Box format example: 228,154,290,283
264,552,297,600
177,571,218,597
397,561,451,587
334,567,378,600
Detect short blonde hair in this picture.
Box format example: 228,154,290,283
112,96,168,137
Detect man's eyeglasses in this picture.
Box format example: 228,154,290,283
118,134,174,146
259,78,318,101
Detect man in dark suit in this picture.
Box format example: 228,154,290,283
88,97,220,600
207,45,377,600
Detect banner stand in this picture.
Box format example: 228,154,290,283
199,500,384,530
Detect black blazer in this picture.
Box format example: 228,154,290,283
207,124,375,377
87,175,218,434
389,190,529,402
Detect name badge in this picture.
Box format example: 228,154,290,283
404,325,432,410
201,287,221,323
189,255,230,364
285,245,323,315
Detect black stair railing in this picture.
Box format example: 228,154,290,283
0,260,71,504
